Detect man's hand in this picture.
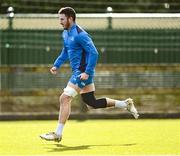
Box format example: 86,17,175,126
50,66,57,75
80,72,89,80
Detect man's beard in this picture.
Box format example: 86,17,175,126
64,20,71,30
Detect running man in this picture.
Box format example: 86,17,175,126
40,7,139,142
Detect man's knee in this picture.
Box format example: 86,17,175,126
81,92,107,109
59,86,78,103
59,93,71,105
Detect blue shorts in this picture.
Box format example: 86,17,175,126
69,71,94,89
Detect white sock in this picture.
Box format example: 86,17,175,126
55,123,64,136
115,100,127,108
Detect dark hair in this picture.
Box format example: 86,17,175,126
58,7,76,22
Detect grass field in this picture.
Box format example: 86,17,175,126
0,119,179,156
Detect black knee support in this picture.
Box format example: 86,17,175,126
81,91,107,109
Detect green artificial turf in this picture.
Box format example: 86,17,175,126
0,119,179,156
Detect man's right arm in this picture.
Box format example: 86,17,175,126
50,48,68,74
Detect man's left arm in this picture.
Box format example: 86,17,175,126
76,33,99,76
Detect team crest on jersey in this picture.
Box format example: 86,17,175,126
70,37,74,41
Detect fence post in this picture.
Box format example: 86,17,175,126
106,7,113,29
7,6,14,30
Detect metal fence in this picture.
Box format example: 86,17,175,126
1,65,180,90
0,13,180,90
0,13,180,113
1,13,180,65
0,29,180,65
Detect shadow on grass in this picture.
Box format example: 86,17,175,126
46,143,137,152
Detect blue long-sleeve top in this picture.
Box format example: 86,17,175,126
53,23,99,76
